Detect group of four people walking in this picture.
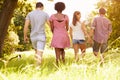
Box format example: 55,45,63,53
24,2,112,66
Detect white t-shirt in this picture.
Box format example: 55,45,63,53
70,21,85,40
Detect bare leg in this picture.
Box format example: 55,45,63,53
73,44,79,62
100,54,104,63
35,50,43,65
93,51,98,57
79,44,86,58
55,48,61,65
61,48,65,63
100,43,107,63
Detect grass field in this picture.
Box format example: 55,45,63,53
0,48,120,80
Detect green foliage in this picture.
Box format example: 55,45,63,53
2,31,19,55
13,0,33,51
90,0,120,49
0,0,3,12
106,1,120,48
0,49,120,80
1,0,33,55
2,0,52,52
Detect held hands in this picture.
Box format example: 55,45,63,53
87,37,93,44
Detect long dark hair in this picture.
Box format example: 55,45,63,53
72,11,80,26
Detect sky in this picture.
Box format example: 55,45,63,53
29,0,100,22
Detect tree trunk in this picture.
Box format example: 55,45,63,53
0,0,18,57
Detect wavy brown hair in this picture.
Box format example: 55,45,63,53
72,11,80,26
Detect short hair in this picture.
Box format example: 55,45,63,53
36,2,44,8
55,2,65,13
99,8,106,14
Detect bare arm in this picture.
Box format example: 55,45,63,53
90,28,94,38
108,22,112,36
46,19,50,26
69,27,73,39
81,22,89,38
46,19,52,32
24,20,30,43
49,20,54,33
66,20,69,31
90,18,96,38
82,22,93,43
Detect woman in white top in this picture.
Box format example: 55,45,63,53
69,11,90,61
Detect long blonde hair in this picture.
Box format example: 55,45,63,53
72,11,80,26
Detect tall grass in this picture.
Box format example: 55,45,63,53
0,48,120,80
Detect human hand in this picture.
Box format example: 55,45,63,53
24,36,29,43
87,37,93,44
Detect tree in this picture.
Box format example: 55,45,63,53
0,0,18,57
90,0,120,48
106,0,120,48
13,0,33,51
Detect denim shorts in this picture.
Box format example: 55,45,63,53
72,39,85,44
93,40,107,53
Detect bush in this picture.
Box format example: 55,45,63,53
2,31,19,55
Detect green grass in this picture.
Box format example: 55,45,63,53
0,48,120,80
